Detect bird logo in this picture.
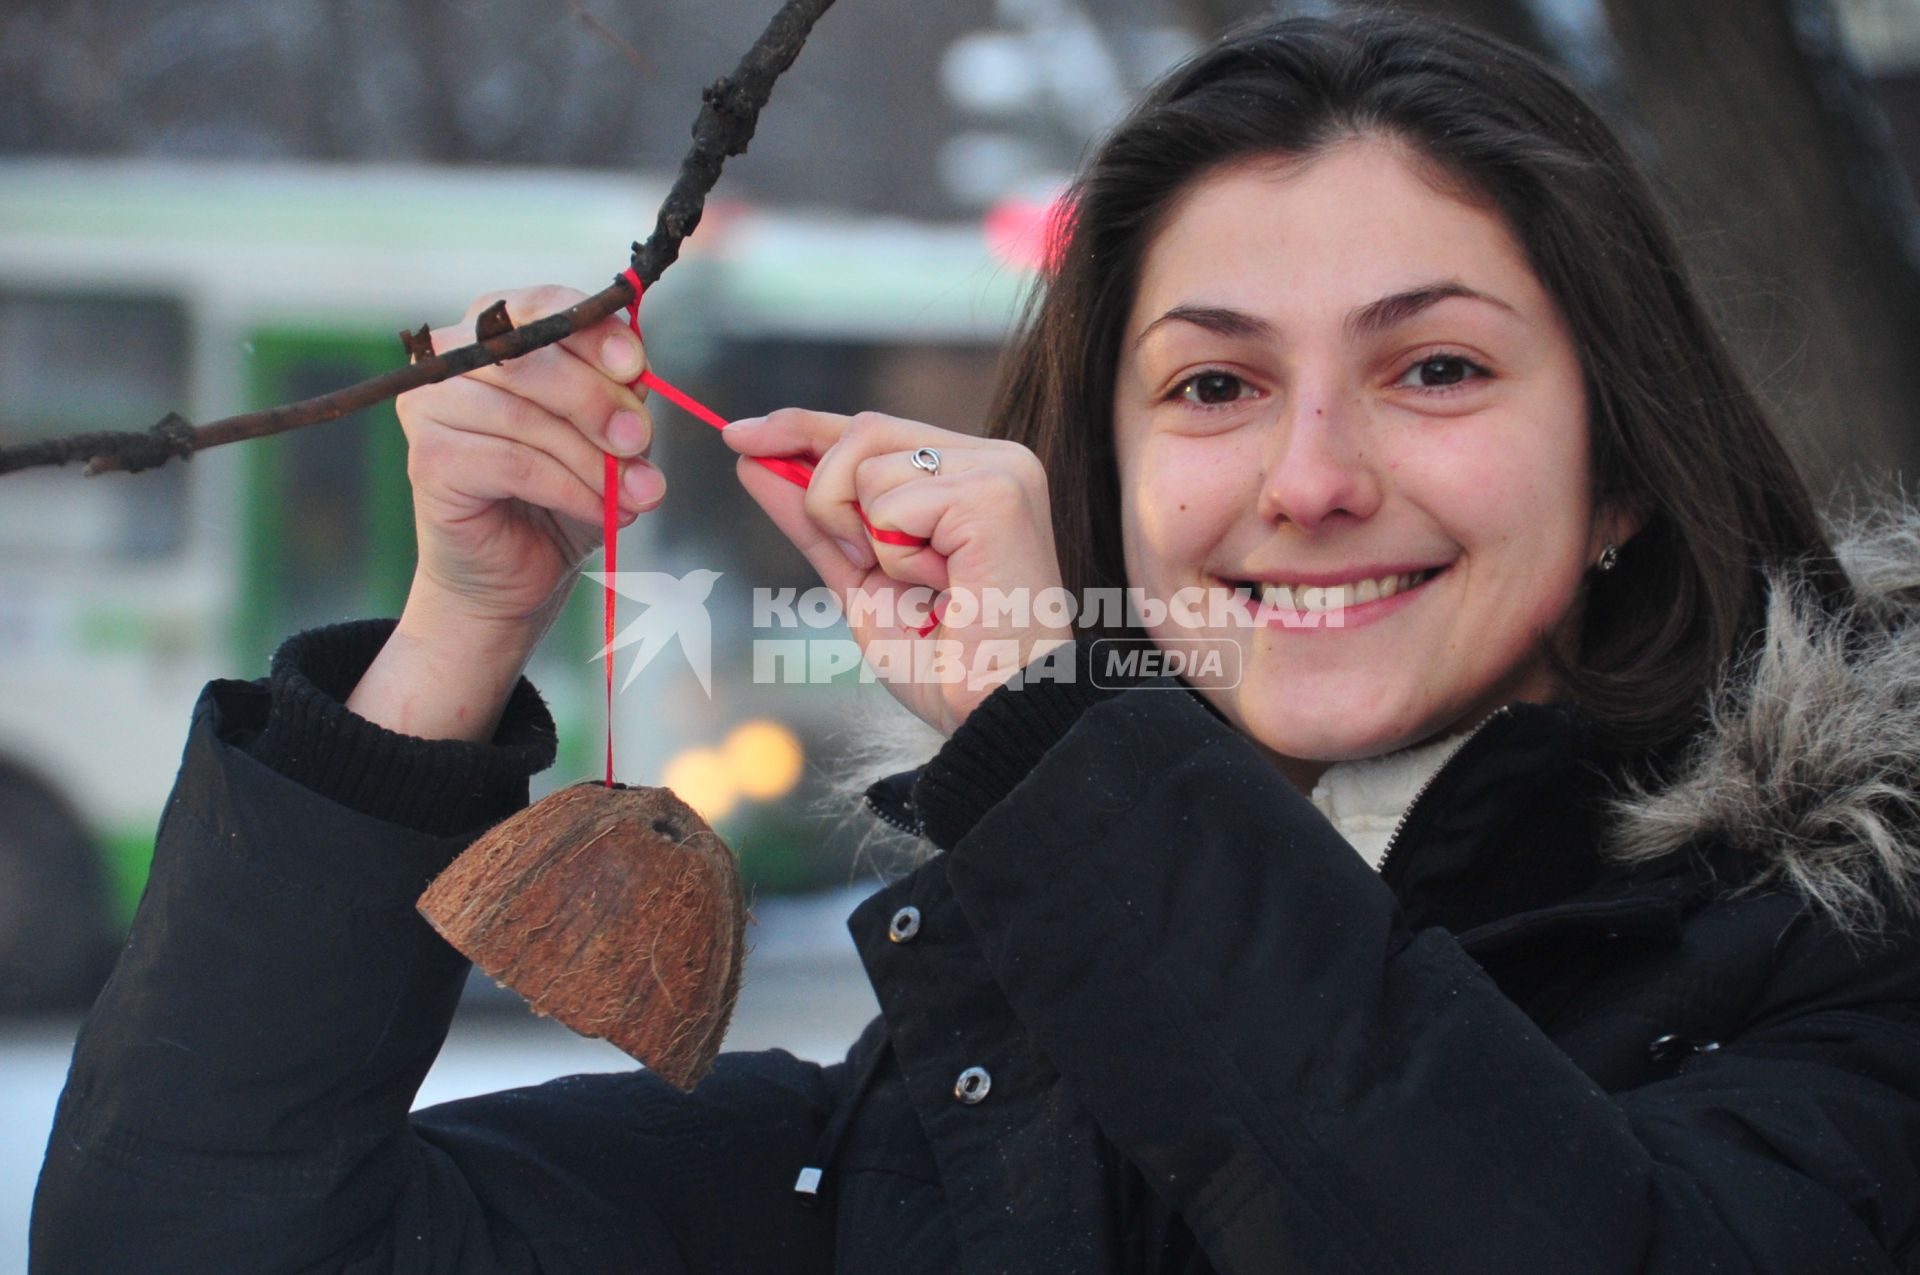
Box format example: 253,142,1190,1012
585,568,724,698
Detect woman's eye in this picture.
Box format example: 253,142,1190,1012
1173,371,1254,406
1395,354,1487,391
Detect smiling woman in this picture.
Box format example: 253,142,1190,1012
995,22,1851,776
33,10,1920,1275
1111,143,1615,788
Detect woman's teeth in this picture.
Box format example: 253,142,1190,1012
1246,569,1436,613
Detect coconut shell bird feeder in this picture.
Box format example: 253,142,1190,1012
417,782,745,1091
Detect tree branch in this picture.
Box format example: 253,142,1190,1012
0,0,837,479
567,0,655,81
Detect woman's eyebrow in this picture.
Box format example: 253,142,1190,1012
1345,280,1518,338
1133,305,1276,349
1133,281,1518,350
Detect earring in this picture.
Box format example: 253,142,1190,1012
1596,542,1620,573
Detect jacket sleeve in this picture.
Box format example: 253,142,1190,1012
31,623,837,1274
939,684,1920,1274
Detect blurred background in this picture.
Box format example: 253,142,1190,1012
4,0,1920,1267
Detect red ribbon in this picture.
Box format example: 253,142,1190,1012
617,270,925,548
602,455,619,786
604,270,940,784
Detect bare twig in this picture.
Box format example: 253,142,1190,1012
474,299,516,341
0,0,837,479
567,0,654,80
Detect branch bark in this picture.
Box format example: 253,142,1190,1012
0,0,838,479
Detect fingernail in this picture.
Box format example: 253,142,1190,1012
607,411,647,456
603,332,642,378
724,415,764,431
624,460,664,502
835,537,873,568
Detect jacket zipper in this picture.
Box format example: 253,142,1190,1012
1374,705,1513,880
864,791,924,837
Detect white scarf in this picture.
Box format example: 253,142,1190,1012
1307,731,1471,871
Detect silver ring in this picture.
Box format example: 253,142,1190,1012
909,446,942,476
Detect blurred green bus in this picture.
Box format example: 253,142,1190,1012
0,159,1031,1010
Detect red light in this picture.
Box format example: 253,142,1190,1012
983,193,1072,275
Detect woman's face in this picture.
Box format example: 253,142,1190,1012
1112,138,1626,790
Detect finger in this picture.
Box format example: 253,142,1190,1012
458,284,650,415
732,411,959,569
720,408,872,565
406,375,605,496
487,287,651,387
567,318,649,393
432,428,612,532
430,320,653,459
848,448,990,588
851,444,982,517
463,284,593,336
855,477,959,593
724,407,968,464
735,454,870,599
402,376,663,514
719,406,850,468
823,427,990,575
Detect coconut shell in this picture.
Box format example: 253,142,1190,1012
417,781,745,1091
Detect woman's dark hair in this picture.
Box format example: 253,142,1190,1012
986,9,1853,757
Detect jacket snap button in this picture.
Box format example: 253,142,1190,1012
888,906,922,943
954,1066,991,1104
1647,1033,1720,1064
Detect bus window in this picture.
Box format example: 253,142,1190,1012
237,330,414,672
0,292,189,561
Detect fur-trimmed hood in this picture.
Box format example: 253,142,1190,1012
1605,503,1920,932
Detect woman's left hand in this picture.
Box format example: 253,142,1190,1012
723,409,1072,736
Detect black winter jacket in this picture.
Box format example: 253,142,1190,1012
31,521,1920,1272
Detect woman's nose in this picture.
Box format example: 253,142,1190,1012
1254,394,1381,531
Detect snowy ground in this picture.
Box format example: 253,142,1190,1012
0,884,881,1275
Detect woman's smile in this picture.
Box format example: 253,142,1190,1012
1224,563,1449,630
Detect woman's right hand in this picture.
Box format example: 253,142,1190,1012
402,285,665,628
346,285,667,743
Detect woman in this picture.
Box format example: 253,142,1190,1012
34,12,1920,1272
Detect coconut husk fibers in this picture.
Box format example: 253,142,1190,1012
418,781,745,1091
